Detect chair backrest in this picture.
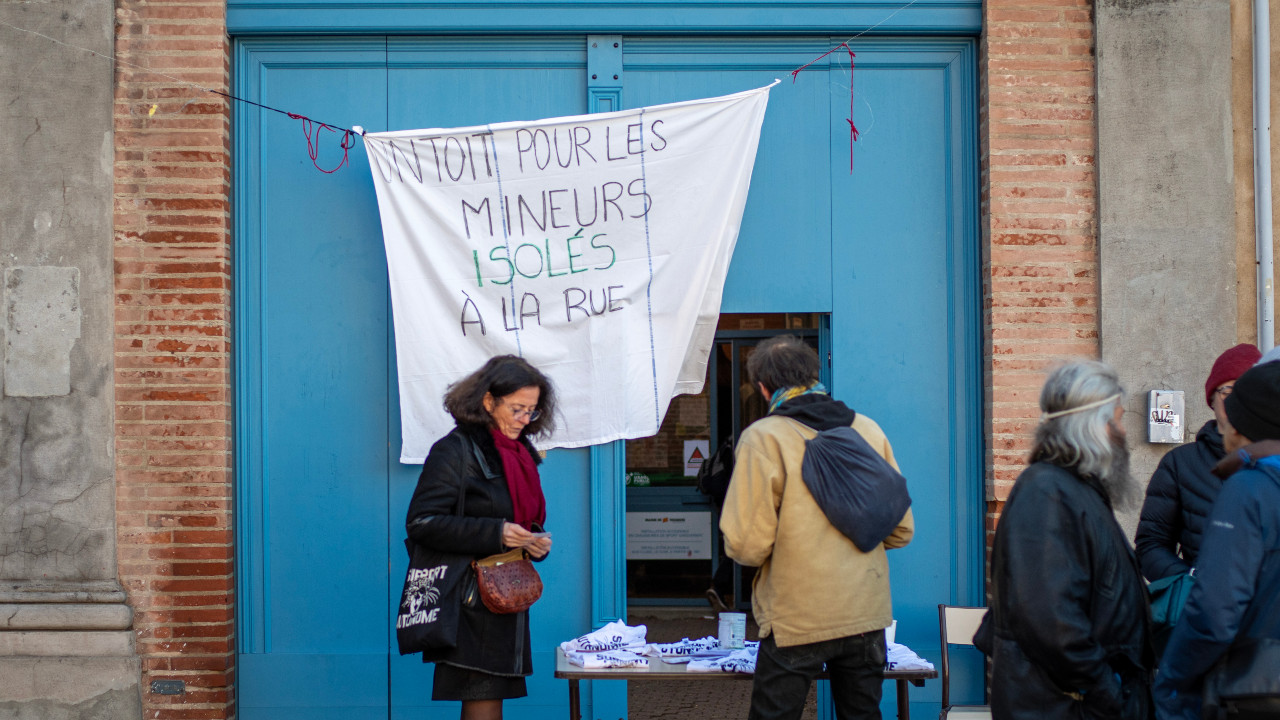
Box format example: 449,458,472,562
938,604,988,710
941,605,986,647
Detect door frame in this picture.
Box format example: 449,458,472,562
232,26,984,719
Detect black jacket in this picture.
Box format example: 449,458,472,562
405,423,544,676
1134,420,1227,581
985,462,1153,720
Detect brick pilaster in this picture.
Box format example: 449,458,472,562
982,0,1100,533
112,0,235,716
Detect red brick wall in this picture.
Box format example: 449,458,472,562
982,0,1100,543
113,0,235,716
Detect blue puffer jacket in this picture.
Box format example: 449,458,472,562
1154,443,1280,720
1134,420,1227,581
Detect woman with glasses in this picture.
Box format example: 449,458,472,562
405,354,556,720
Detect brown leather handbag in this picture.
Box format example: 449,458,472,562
471,548,543,614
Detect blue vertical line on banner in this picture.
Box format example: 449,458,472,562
636,107,661,429
486,125,523,357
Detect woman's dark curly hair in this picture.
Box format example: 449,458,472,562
443,355,556,438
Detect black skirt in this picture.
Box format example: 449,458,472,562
431,663,528,701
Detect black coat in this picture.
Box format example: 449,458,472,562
985,462,1153,720
1133,420,1227,581
405,423,544,676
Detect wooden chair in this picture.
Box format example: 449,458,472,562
938,604,992,720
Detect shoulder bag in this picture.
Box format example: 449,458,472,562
1202,638,1280,719
472,547,543,614
795,423,912,552
1149,570,1194,657
466,431,545,615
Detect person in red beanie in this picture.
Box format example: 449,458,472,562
1154,359,1280,719
1135,344,1261,648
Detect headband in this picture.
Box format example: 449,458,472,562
1040,393,1121,422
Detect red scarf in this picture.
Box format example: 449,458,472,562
489,427,546,530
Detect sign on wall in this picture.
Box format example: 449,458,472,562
362,85,773,462
683,439,709,477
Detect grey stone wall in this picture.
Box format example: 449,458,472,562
1096,0,1238,535
0,0,141,715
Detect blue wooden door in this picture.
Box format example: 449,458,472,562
235,34,980,720
234,41,391,720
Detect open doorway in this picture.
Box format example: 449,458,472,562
624,313,827,608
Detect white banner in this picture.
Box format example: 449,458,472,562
362,84,773,462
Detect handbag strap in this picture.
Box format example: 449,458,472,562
450,431,491,518
474,548,527,568
449,429,497,517
466,431,499,480
403,430,485,556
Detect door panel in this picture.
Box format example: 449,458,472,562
831,43,983,716
238,653,387,719
235,42,391,720
622,38,835,312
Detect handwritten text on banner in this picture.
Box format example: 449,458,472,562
362,85,772,462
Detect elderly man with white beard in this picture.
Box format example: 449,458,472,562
977,360,1154,720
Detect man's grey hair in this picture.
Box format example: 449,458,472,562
1031,360,1134,507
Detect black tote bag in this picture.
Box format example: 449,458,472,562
396,438,477,655
395,538,471,655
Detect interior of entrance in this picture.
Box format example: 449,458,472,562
624,313,825,607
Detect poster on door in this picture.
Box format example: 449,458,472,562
625,512,713,559
360,84,773,462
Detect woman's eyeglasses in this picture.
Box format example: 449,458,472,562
504,404,541,422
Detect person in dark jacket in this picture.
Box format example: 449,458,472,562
1154,360,1280,720
1135,343,1260,582
405,355,556,720
984,360,1153,720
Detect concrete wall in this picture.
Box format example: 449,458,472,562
0,0,142,715
1096,0,1238,534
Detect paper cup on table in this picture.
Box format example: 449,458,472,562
885,619,897,645
718,612,746,649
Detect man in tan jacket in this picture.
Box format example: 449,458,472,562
721,336,914,720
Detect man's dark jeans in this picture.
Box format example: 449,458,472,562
748,628,886,720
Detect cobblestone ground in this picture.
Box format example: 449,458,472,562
625,609,817,720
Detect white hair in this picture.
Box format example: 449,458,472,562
1031,360,1135,508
